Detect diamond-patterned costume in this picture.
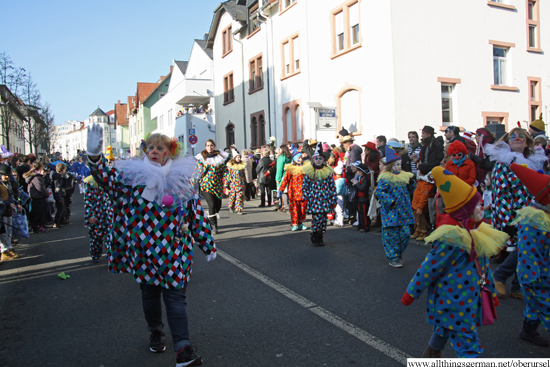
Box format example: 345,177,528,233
224,161,246,212
194,151,229,199
302,163,336,234
89,155,216,290
83,176,113,260
279,164,307,226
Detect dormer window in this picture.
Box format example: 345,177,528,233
248,2,260,35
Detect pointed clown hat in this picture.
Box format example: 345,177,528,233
385,145,401,165
510,163,550,205
431,166,477,213
106,145,115,161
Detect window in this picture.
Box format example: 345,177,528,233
441,84,454,125
280,0,297,13
249,54,263,93
250,111,266,148
482,111,509,130
159,115,164,129
248,2,260,35
526,0,541,51
331,0,362,58
338,88,361,134
226,122,235,148
282,99,303,143
528,77,541,122
493,46,507,85
222,24,233,57
281,34,300,79
223,72,235,105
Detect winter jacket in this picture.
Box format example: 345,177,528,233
345,144,363,182
353,175,370,203
334,175,346,196
444,158,476,186
256,156,273,185
24,170,49,200
419,136,445,174
411,178,435,212
275,154,292,188
16,163,31,193
50,172,67,201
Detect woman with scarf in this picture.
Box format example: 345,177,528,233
194,139,229,234
485,128,546,299
224,153,247,214
444,141,476,186
86,124,216,367
402,167,508,358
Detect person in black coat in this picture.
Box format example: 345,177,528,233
50,163,68,228
255,150,273,207
417,126,445,174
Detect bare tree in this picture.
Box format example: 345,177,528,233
20,72,42,154
0,53,27,150
37,102,54,154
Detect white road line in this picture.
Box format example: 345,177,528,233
217,249,411,365
26,235,88,245
0,256,91,276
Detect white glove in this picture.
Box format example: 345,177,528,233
205,252,217,262
87,123,104,156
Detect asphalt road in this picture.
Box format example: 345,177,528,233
1,193,549,367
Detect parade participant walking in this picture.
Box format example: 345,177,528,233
83,175,113,262
509,163,550,347
256,150,274,208
374,146,415,267
333,161,346,227
351,163,371,232
401,166,508,358
275,145,292,212
485,128,546,297
302,144,337,246
224,153,246,214
86,124,216,367
278,150,307,231
194,139,229,234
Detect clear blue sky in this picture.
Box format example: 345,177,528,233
1,0,223,124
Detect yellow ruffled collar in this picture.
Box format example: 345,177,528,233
512,206,550,232
377,171,413,185
226,162,246,171
424,222,508,258
302,162,334,181
284,164,304,175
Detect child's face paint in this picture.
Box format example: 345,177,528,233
391,160,402,174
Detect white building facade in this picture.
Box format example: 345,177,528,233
208,0,549,149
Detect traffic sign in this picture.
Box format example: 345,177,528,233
189,128,195,136
189,135,198,144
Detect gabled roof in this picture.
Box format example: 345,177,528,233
115,101,128,126
206,1,247,49
141,70,172,105
136,82,159,104
127,96,135,112
175,61,189,75
195,39,213,60
90,107,108,116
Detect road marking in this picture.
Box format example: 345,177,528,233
27,235,87,245
217,249,411,365
0,256,91,277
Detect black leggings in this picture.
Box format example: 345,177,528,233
201,191,222,215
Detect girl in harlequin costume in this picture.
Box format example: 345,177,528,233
86,124,216,367
302,143,337,246
83,175,113,262
193,139,229,234
278,150,308,231
508,163,550,347
374,146,415,267
401,167,508,358
224,153,246,214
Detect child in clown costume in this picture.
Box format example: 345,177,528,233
83,175,113,262
509,163,550,347
402,167,508,358
302,143,337,245
86,124,216,367
374,146,415,267
224,153,247,214
278,150,308,231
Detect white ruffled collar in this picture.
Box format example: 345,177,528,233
195,151,229,166
484,141,547,171
114,155,196,205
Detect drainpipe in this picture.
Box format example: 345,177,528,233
258,10,273,141
233,28,248,148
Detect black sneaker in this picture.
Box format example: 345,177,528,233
149,330,166,353
176,345,202,367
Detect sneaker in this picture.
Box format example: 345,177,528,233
352,221,359,226
389,261,403,268
1,250,19,261
299,224,308,230
176,345,202,367
291,225,299,231
149,330,166,353
237,211,243,215
44,223,54,228
229,208,234,213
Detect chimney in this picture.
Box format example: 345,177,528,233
170,66,173,73
118,100,120,104
204,32,209,41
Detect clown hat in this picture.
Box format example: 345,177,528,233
530,113,545,132
292,151,302,162
431,166,477,213
463,131,475,141
510,163,550,205
385,145,401,164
